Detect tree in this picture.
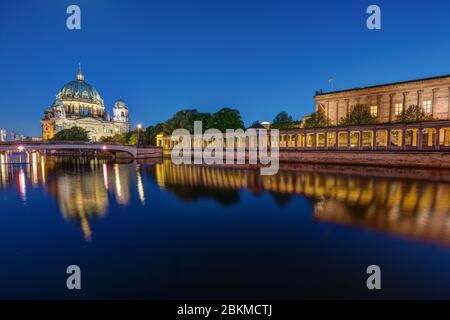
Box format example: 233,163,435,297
100,134,126,144
128,132,139,145
163,109,200,133
53,126,90,141
145,123,165,145
193,112,213,132
272,111,294,129
209,107,244,132
339,104,377,126
303,111,330,128
396,105,433,123
122,131,134,144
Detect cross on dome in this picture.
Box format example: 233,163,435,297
76,63,84,82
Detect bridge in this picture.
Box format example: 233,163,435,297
0,142,151,159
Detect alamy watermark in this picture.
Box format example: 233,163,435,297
66,265,82,290
66,5,81,30
366,265,381,290
366,5,381,30
170,121,280,175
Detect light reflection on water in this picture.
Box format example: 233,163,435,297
154,161,450,246
1,157,450,245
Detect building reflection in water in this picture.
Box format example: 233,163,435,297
2,155,450,246
0,156,147,241
155,160,450,246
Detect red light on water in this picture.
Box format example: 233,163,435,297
17,145,24,151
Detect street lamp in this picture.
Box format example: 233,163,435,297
137,124,144,148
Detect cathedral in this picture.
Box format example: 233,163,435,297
41,65,131,141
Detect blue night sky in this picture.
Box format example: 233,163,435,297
1,0,450,136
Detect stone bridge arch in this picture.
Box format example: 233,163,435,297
0,143,138,158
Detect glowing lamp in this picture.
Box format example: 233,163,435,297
102,145,108,150
17,145,24,151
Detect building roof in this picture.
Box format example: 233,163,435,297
315,74,450,97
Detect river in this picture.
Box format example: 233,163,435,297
1,156,450,299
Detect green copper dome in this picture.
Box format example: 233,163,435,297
56,65,104,106
114,97,128,108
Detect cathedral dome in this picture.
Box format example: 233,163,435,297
56,65,104,106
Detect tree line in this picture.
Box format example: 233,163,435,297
302,104,434,128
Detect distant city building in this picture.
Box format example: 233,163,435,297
315,74,450,125
11,132,42,142
41,65,131,141
0,129,6,142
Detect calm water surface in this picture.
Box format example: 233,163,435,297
1,157,450,299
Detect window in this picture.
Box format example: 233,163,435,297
423,100,432,114
395,103,403,115
338,132,348,147
327,132,336,147
306,134,315,147
370,105,378,117
317,133,326,147
350,131,360,148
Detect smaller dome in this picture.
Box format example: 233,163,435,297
114,97,128,109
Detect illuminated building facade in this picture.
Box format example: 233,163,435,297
315,74,450,125
41,65,131,141
157,75,450,153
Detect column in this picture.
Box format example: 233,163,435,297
326,102,330,121
335,100,339,125
373,128,377,149
436,128,441,150
389,94,395,122
403,92,409,111
386,128,391,149
377,95,382,121
347,130,351,150
335,130,338,149
448,87,450,120
412,129,418,148
417,90,423,108
401,127,406,150
418,128,423,150
432,88,439,119
359,130,363,149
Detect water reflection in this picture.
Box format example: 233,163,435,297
53,167,108,241
0,157,149,241
1,157,450,246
